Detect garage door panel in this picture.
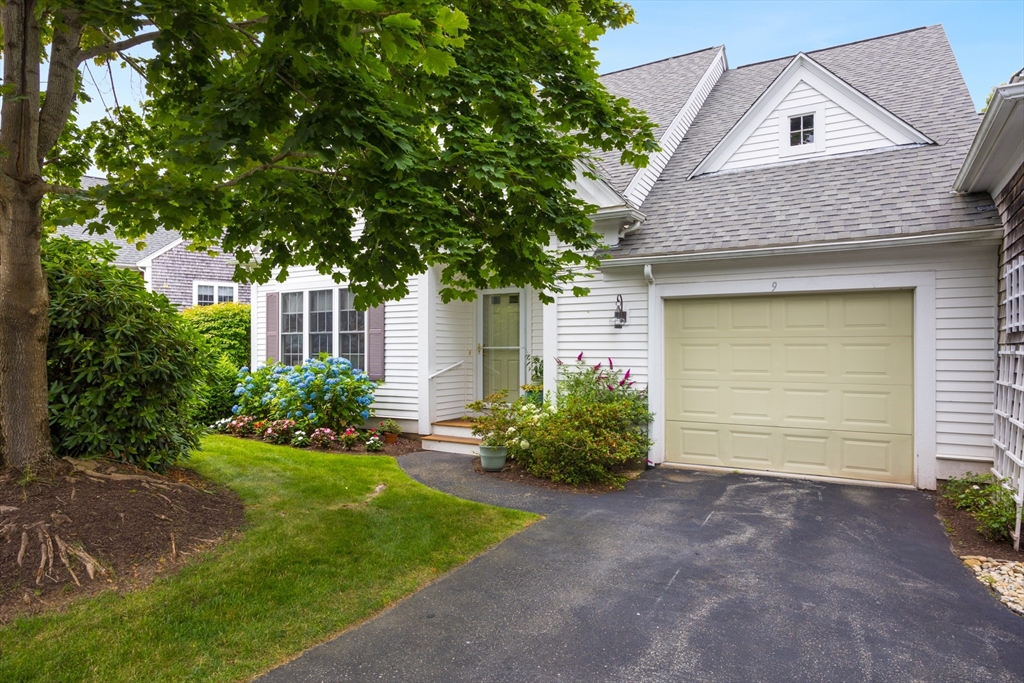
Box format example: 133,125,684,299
664,291,914,485
666,337,911,385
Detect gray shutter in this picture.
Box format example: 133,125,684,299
366,304,385,380
265,292,280,364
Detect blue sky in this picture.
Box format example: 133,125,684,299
596,1,1024,110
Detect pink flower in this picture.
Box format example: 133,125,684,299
624,369,631,380
608,358,614,369
577,352,584,361
593,362,601,371
607,385,615,391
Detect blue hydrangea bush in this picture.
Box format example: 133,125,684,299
232,355,378,430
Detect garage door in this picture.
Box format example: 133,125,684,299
664,291,913,484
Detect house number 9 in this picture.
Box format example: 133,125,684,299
771,281,778,291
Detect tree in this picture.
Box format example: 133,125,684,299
0,0,655,471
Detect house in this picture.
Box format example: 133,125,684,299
57,177,251,309
250,26,1004,491
953,70,1024,546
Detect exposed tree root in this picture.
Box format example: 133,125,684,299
5,520,107,587
65,459,199,493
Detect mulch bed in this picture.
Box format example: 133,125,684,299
472,457,646,494
0,459,243,623
934,484,1021,561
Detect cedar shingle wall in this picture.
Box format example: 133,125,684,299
149,240,251,308
997,163,1024,345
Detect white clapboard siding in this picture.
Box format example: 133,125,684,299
720,80,896,172
555,268,650,386
433,297,475,421
253,265,420,423
582,242,997,467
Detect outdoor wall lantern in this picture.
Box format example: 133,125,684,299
611,294,628,329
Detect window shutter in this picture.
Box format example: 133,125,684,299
366,304,385,380
265,292,280,364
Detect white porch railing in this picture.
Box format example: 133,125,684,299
428,360,464,381
992,346,1024,551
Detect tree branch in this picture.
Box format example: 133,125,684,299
41,182,78,196
38,9,83,164
77,30,159,64
216,153,328,188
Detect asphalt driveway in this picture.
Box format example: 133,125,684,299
259,452,1023,683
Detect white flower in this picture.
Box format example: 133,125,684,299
972,485,981,490
507,427,516,435
519,439,530,449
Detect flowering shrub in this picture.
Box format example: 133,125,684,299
223,415,257,436
339,427,361,449
262,419,298,445
466,391,521,447
310,428,337,449
291,430,311,447
232,355,378,430
943,473,1017,542
365,435,384,452
509,354,652,487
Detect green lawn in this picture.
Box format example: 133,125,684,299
0,436,537,682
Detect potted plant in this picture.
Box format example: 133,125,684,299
377,419,402,444
465,391,518,471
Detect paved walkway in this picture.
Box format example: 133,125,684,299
260,452,1024,683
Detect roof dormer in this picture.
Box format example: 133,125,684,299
691,53,932,177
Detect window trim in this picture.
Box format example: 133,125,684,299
778,103,826,158
193,280,239,307
275,286,369,368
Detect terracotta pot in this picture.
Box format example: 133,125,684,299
384,432,399,444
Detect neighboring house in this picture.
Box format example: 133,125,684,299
251,26,1003,491
953,71,1024,547
56,177,251,309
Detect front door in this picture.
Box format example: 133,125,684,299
482,292,522,400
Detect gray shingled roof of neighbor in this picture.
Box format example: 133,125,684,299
606,25,1002,259
55,176,182,268
593,46,722,193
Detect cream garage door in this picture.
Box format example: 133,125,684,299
664,291,913,484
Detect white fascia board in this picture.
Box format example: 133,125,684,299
622,47,727,206
953,81,1024,194
602,228,1003,269
690,53,933,178
134,237,184,268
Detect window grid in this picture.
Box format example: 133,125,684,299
217,286,235,303
789,114,814,147
281,292,304,367
309,289,334,357
338,289,366,371
196,285,215,306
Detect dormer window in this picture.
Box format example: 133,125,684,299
778,104,825,157
789,114,814,146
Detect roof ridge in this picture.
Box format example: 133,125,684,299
599,45,721,78
735,25,934,71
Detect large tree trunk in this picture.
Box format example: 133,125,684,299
0,0,53,471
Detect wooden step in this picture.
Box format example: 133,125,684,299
421,434,481,445
433,419,477,428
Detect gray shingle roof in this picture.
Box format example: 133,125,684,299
610,25,1001,258
593,46,722,192
55,176,182,267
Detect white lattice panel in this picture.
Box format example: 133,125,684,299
993,346,1024,550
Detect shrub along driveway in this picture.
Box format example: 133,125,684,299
260,452,1024,683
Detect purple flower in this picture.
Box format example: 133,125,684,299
593,362,601,371
624,369,631,380
607,385,615,391
608,358,614,369
577,351,584,362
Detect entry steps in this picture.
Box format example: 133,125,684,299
421,419,479,455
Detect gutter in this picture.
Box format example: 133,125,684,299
953,81,1024,193
602,228,1003,269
